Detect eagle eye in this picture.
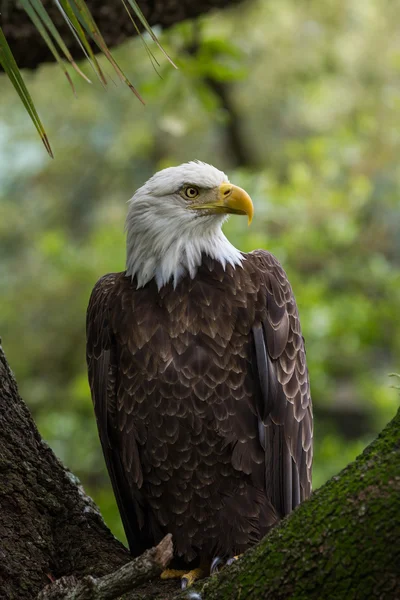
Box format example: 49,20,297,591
183,186,199,199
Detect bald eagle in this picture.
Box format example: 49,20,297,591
86,161,312,588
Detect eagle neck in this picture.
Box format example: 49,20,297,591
126,221,243,290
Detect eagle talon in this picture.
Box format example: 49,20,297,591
210,556,224,574
211,555,240,573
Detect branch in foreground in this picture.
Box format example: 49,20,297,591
1,337,399,600
37,534,173,600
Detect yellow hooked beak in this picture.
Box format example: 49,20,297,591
190,183,254,225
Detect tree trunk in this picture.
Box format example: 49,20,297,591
0,342,174,600
0,341,399,600
1,0,241,70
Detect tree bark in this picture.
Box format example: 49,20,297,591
37,534,173,600
0,342,175,600
0,340,399,600
1,0,242,70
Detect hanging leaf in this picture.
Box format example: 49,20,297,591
23,0,91,84
19,0,77,94
0,26,53,157
120,0,161,74
55,0,106,84
123,0,177,69
68,0,145,102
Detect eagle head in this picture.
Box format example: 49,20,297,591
125,161,254,289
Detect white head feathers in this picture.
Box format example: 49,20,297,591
125,161,243,289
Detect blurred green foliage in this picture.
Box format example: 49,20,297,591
0,0,399,544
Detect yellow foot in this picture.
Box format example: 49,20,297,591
160,566,208,589
161,569,187,580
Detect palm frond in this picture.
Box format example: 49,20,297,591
0,26,53,157
1,0,175,156
123,0,177,68
56,0,106,83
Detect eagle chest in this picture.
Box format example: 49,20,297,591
115,274,258,493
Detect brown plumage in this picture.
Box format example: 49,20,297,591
86,250,312,563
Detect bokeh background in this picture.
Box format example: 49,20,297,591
1,0,399,543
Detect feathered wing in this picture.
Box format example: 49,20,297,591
86,273,151,556
249,251,313,517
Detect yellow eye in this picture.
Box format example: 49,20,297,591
184,186,199,199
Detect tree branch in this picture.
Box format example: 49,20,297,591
37,534,173,600
1,0,242,70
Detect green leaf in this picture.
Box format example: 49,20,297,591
18,0,77,94
56,0,107,84
25,0,90,83
123,0,177,69
0,26,53,157
69,0,145,103
120,0,161,74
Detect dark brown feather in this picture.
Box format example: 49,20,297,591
86,251,312,562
